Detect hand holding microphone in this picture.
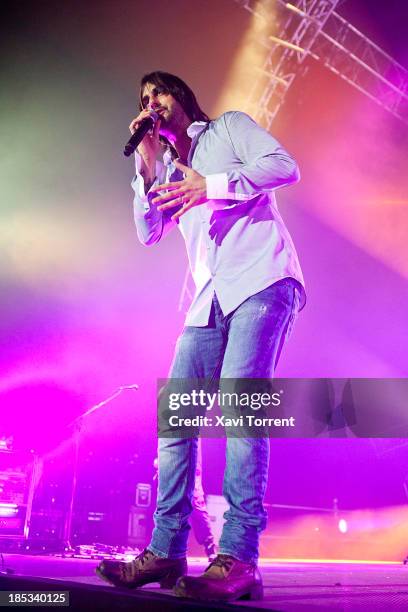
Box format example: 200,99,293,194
126,109,162,186
125,109,161,159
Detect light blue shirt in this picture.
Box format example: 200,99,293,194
132,111,306,326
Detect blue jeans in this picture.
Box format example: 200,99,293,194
149,279,300,563
190,439,214,546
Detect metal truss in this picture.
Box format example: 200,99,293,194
235,0,408,128
313,9,408,124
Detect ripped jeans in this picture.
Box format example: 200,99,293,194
149,278,300,563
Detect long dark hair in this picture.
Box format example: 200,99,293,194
139,71,210,122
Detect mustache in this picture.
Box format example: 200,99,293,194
148,105,166,112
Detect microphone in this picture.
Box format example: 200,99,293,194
123,111,159,157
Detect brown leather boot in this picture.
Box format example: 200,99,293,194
96,548,187,589
174,554,263,601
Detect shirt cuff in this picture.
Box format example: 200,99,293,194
205,173,254,210
206,173,229,199
132,153,165,213
131,175,151,213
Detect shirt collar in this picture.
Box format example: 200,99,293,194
187,121,209,139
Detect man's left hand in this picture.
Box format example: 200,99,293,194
150,160,207,221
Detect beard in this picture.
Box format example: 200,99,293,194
158,108,182,140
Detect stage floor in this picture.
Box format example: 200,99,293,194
1,554,408,611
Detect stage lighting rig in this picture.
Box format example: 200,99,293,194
234,0,408,128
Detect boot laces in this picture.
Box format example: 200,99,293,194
123,548,152,579
134,548,153,567
208,554,234,573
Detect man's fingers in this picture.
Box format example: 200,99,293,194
129,119,139,134
157,196,186,211
171,202,193,221
152,189,184,205
129,109,156,134
150,180,183,193
174,158,190,174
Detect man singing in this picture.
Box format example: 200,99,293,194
97,71,305,601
